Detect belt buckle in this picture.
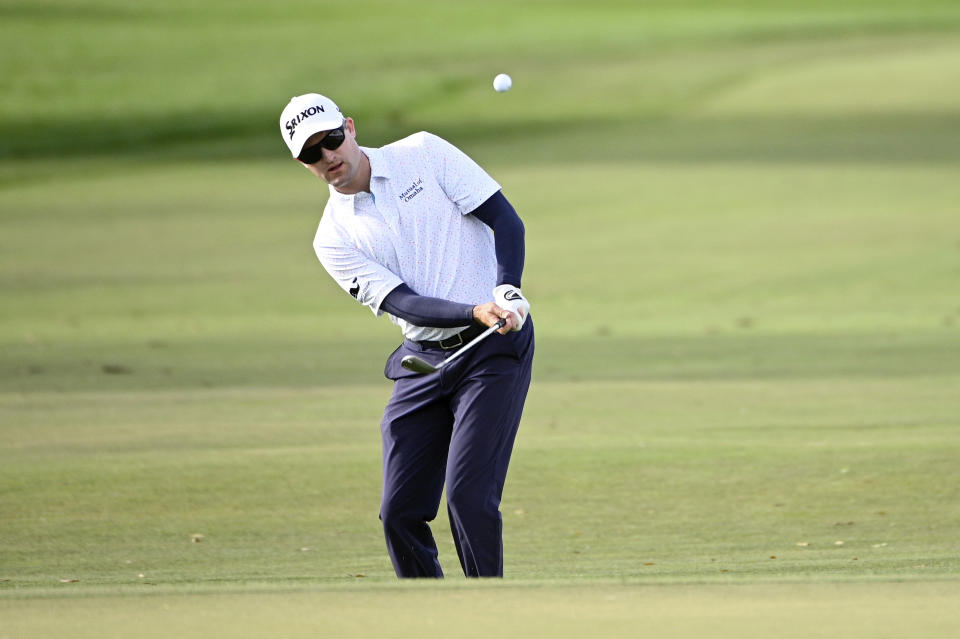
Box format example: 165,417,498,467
439,331,464,350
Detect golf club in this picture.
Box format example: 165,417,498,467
401,319,507,374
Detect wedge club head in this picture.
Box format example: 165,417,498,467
399,354,439,374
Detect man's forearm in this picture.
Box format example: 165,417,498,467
380,284,476,328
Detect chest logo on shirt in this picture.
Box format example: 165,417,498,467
398,178,424,203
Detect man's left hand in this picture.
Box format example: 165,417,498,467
493,285,530,332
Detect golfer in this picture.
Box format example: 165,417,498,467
279,93,534,578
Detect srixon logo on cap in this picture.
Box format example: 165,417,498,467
286,105,327,139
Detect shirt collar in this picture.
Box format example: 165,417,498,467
364,146,389,179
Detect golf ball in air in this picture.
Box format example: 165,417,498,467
493,73,512,92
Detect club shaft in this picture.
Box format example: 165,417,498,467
437,319,506,370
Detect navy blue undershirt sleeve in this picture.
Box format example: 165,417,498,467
380,284,476,328
470,191,525,288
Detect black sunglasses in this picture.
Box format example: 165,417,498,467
297,124,346,164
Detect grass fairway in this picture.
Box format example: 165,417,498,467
4,582,960,639
2,0,960,636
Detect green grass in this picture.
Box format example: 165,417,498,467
2,0,960,635
3,582,960,639
2,378,958,589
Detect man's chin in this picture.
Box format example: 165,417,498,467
326,172,348,187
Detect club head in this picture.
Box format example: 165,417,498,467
400,355,438,374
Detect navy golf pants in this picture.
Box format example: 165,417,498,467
379,319,534,578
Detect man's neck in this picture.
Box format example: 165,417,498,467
334,151,372,195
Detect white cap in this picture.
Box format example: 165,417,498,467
279,93,345,158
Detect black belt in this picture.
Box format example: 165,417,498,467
417,323,486,350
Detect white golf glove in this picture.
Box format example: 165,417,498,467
493,285,530,332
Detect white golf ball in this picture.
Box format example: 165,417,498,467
493,73,512,92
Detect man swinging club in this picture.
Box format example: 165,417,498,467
279,93,534,578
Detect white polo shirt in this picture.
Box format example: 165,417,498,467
313,131,501,342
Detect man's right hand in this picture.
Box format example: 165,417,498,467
473,302,517,335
